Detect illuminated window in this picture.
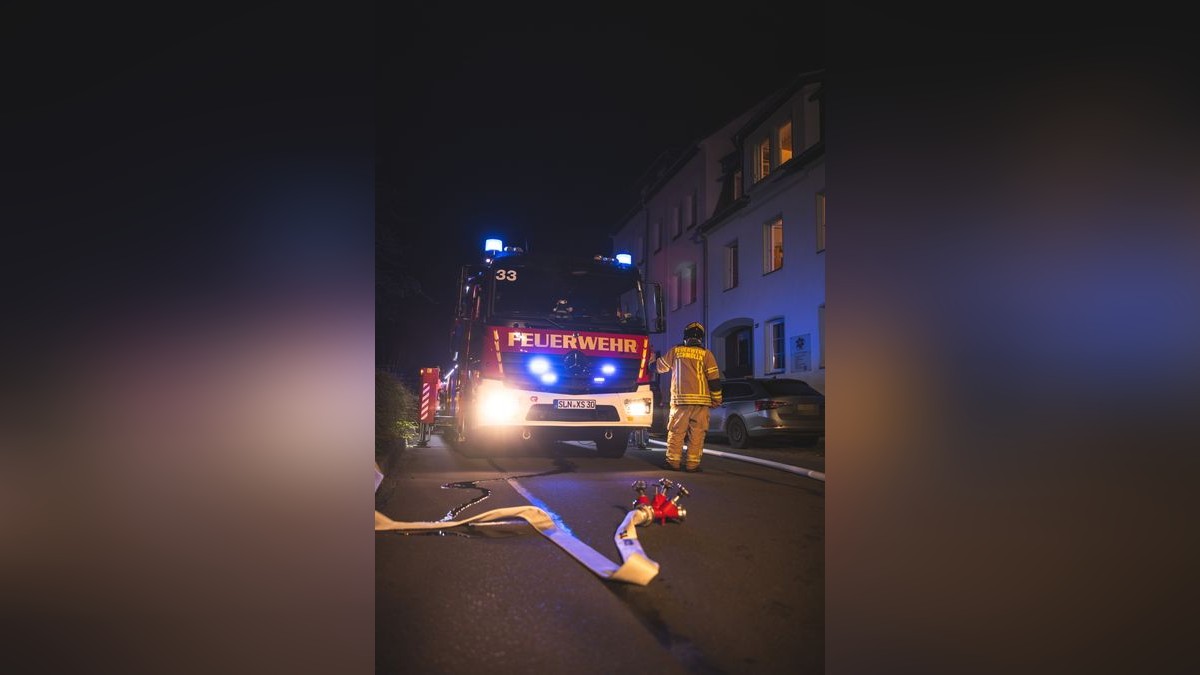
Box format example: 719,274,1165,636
723,240,738,290
756,137,771,182
779,120,793,164
767,318,785,372
652,219,662,252
816,191,826,253
763,218,783,273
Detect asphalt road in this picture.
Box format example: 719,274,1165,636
375,434,824,674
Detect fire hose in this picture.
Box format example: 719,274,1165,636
374,478,690,586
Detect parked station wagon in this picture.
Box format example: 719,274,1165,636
708,377,825,448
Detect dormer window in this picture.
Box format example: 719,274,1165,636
755,136,771,182
779,120,793,164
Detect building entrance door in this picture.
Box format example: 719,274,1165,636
723,327,752,378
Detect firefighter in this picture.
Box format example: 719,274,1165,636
655,322,723,472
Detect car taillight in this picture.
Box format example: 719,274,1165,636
754,399,788,411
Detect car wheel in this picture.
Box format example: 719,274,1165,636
726,417,750,449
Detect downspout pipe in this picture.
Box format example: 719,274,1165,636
699,227,708,347
642,191,653,354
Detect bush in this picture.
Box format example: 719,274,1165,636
394,379,419,445
376,370,419,455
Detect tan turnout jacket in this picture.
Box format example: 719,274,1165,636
656,344,723,407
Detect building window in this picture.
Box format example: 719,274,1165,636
635,232,645,264
756,136,771,182
778,120,793,164
672,204,682,239
818,303,825,369
733,169,743,199
669,264,698,308
723,240,739,290
763,217,783,273
652,219,662,252
686,190,698,228
767,318,785,373
816,191,826,253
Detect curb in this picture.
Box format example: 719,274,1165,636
646,438,825,482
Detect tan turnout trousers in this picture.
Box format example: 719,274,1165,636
666,404,710,470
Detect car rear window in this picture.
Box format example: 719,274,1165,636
761,379,822,396
721,382,755,399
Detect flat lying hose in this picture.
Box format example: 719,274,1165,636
374,505,660,585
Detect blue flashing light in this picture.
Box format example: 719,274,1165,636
540,372,558,385
528,357,550,375
593,377,606,383
600,363,616,376
615,253,632,265
484,238,503,253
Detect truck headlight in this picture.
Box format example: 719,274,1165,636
478,389,518,424
624,398,652,416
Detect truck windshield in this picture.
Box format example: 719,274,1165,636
490,263,647,332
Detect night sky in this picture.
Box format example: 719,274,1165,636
377,5,824,378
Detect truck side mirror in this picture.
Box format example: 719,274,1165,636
455,265,482,320
648,282,666,334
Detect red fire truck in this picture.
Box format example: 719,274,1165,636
442,238,664,457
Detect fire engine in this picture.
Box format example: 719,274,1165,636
442,238,665,457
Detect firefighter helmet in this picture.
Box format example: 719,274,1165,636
683,322,705,341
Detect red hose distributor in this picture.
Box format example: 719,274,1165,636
630,478,689,525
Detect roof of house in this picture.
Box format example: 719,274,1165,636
609,68,824,239
732,69,823,145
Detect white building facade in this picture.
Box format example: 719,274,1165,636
700,73,825,392
612,70,825,395
610,111,751,362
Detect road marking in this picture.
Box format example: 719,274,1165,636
506,476,576,537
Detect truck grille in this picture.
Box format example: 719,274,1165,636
526,405,621,422
501,352,642,394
